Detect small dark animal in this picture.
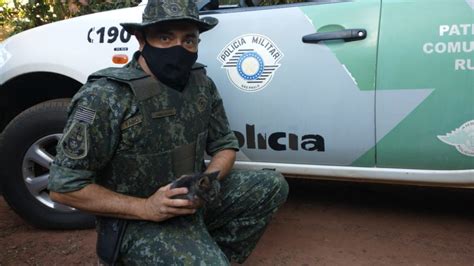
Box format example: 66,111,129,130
170,171,221,204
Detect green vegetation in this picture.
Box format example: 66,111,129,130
0,0,140,38
0,0,303,40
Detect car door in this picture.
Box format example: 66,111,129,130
374,0,474,171
199,0,381,169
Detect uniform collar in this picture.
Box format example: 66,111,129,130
125,51,145,72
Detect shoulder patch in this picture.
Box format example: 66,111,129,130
74,105,96,125
60,122,89,160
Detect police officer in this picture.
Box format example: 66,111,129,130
48,0,289,264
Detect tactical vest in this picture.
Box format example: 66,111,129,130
89,64,213,198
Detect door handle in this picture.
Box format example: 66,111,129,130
302,29,367,43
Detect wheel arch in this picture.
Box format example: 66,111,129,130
0,72,83,132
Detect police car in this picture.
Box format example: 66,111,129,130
0,0,473,229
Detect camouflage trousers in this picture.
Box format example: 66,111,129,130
118,169,289,265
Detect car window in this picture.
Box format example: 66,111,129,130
200,0,347,13
221,0,240,5
244,0,303,6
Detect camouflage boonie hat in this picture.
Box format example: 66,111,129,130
121,0,218,34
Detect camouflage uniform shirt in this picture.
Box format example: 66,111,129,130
48,52,239,195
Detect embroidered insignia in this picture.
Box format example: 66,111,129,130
162,0,185,16
74,105,96,125
121,115,143,130
196,96,207,113
60,122,88,159
152,108,177,119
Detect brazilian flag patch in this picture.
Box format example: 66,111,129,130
60,121,89,159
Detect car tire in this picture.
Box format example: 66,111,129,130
0,99,95,229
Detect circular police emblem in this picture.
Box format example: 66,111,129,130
237,52,264,80
218,34,284,92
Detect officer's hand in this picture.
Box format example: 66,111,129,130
142,184,197,222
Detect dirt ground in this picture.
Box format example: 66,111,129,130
1,179,474,265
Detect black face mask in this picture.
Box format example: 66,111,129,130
141,43,198,91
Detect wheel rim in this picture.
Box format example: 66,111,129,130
21,134,77,213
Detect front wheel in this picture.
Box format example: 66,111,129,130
0,99,95,229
